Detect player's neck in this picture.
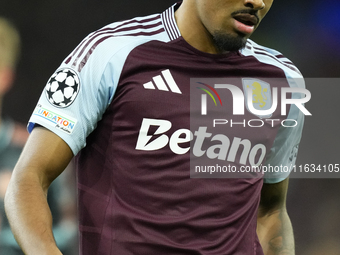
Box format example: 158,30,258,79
175,1,224,55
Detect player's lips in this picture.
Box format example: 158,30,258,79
232,13,259,35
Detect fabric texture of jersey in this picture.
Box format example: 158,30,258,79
28,3,305,255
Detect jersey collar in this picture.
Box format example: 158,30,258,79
161,3,182,41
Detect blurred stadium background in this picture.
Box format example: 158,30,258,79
0,0,339,254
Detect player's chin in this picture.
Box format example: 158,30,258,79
212,31,247,52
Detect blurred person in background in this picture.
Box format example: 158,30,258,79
0,17,78,255
0,17,28,255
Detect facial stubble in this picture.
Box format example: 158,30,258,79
212,30,247,53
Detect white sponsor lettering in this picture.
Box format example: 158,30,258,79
136,118,266,166
135,119,172,151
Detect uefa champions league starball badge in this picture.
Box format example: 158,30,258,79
45,68,80,108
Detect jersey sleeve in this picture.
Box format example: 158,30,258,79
263,77,306,183
27,32,125,155
28,22,164,156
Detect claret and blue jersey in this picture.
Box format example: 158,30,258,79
28,3,304,255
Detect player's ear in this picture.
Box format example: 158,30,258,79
0,67,14,95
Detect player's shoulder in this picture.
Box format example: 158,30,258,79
241,39,303,78
64,12,168,73
243,39,293,64
95,12,166,42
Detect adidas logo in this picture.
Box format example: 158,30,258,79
143,69,182,94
